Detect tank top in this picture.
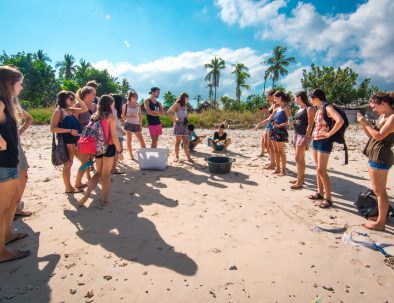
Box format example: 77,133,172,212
175,105,187,123
146,99,161,125
363,116,394,165
77,103,97,130
273,108,288,126
0,106,19,168
100,118,114,145
125,103,140,125
294,107,309,135
313,104,330,140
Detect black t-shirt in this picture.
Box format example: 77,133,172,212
213,131,227,143
146,99,161,125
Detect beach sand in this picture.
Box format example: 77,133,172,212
1,125,393,302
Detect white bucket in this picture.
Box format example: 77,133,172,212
136,148,169,170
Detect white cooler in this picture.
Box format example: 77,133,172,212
136,148,169,170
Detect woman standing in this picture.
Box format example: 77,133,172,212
168,92,193,162
111,93,126,174
308,88,344,208
78,95,123,207
269,91,292,176
290,91,315,189
0,65,30,263
50,91,88,193
122,91,145,159
357,92,394,230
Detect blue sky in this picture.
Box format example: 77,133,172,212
0,0,392,101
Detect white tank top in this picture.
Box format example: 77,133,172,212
125,103,140,124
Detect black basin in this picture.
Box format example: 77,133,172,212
205,156,235,174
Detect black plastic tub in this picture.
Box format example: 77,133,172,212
205,156,235,174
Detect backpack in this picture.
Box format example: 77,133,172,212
77,119,108,155
322,103,349,164
355,189,394,219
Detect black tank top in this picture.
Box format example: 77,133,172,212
146,99,161,126
0,106,19,168
294,107,309,135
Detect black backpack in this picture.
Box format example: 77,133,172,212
322,104,349,164
355,189,394,218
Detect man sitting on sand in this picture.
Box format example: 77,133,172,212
182,124,205,151
208,124,231,152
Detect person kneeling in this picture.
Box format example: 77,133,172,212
208,124,231,152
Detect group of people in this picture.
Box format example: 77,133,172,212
0,64,393,264
254,88,394,230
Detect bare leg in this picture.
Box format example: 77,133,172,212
316,152,331,202
135,132,146,148
78,158,103,206
313,150,324,196
224,138,232,151
277,142,286,176
363,167,389,230
174,136,181,160
74,150,89,188
101,156,114,206
151,136,159,148
126,132,134,159
14,169,30,216
182,136,193,162
272,141,280,174
264,133,276,169
63,144,76,192
294,146,306,186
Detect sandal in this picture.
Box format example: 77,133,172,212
319,199,332,209
65,188,84,194
111,169,125,175
290,184,303,190
6,233,28,245
0,250,31,263
307,193,324,200
14,210,33,217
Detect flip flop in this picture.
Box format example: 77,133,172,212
319,199,333,209
111,170,125,175
5,232,28,245
14,210,33,217
307,193,324,200
290,184,304,190
65,188,84,194
75,184,88,189
0,250,31,263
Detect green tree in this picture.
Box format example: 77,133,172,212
75,59,92,86
245,94,267,111
220,95,237,111
264,46,296,88
262,70,270,94
118,78,131,100
301,63,379,105
61,79,80,92
231,63,250,104
33,49,51,63
56,53,77,80
163,91,176,109
85,68,119,96
204,56,226,107
194,94,203,107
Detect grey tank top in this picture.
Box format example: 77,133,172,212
125,104,140,124
175,106,187,122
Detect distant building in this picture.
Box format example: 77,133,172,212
340,104,376,124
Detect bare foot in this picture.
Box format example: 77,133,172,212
289,179,297,184
102,200,108,208
273,169,280,175
174,157,180,162
187,158,194,163
78,196,88,207
264,164,275,170
278,172,286,177
362,223,385,231
367,216,378,222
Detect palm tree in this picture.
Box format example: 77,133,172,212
204,57,226,107
55,54,77,80
194,94,203,107
206,83,213,103
231,63,250,104
262,70,271,95
264,46,296,88
34,50,51,63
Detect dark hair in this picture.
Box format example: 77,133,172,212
188,124,195,131
57,91,75,109
310,88,327,102
370,92,394,108
219,123,225,129
176,92,189,107
274,91,291,103
110,94,123,119
86,80,99,89
0,65,24,121
266,89,276,96
77,86,95,100
91,95,114,122
127,90,138,102
295,91,311,107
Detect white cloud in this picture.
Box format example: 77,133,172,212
105,14,111,20
215,0,394,88
279,66,310,93
124,40,130,48
93,48,271,101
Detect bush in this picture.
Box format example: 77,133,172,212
28,107,54,125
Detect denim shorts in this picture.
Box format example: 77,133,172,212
368,160,392,170
312,139,333,154
0,167,19,183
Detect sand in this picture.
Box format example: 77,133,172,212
0,125,393,303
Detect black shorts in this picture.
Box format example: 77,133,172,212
95,144,116,158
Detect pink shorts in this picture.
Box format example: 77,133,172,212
148,124,162,137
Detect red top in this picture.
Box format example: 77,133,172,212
100,118,114,145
